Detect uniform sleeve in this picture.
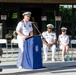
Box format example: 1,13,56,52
67,35,70,42
41,32,45,39
30,22,33,31
16,22,23,31
58,35,60,41
54,33,57,40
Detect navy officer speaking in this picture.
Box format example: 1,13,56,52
16,11,33,69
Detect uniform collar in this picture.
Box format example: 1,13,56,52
61,34,67,37
23,19,29,23
46,31,52,34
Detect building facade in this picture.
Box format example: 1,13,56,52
0,0,76,39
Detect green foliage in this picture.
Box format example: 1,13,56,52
59,6,72,22
59,6,72,35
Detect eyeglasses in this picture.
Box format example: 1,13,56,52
48,28,52,29
62,30,66,32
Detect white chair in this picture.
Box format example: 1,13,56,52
11,39,18,59
0,39,8,59
70,39,76,61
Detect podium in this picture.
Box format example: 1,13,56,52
22,36,43,69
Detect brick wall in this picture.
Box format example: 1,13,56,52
0,0,76,3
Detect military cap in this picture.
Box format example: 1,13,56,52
61,27,67,30
47,24,54,28
22,11,31,16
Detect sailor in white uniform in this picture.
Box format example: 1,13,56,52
58,27,69,61
42,24,57,61
16,11,33,68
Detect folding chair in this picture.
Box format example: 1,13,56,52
11,38,18,59
70,39,76,61
0,39,8,59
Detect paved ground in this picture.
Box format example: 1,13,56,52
1,63,76,75
0,48,76,75
25,68,76,75
0,60,76,75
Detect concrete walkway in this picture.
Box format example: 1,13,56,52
0,60,76,75
0,48,76,75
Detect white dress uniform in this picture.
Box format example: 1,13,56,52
58,34,69,49
42,31,56,60
16,21,33,67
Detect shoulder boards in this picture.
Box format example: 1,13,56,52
20,20,24,22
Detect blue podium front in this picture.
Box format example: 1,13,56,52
22,36,42,69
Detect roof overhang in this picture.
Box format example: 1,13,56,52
0,0,76,4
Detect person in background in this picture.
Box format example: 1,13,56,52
42,24,57,62
31,17,38,35
5,30,13,39
13,31,17,39
16,11,33,69
58,27,69,61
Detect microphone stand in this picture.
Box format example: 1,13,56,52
32,22,42,35
32,22,47,42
